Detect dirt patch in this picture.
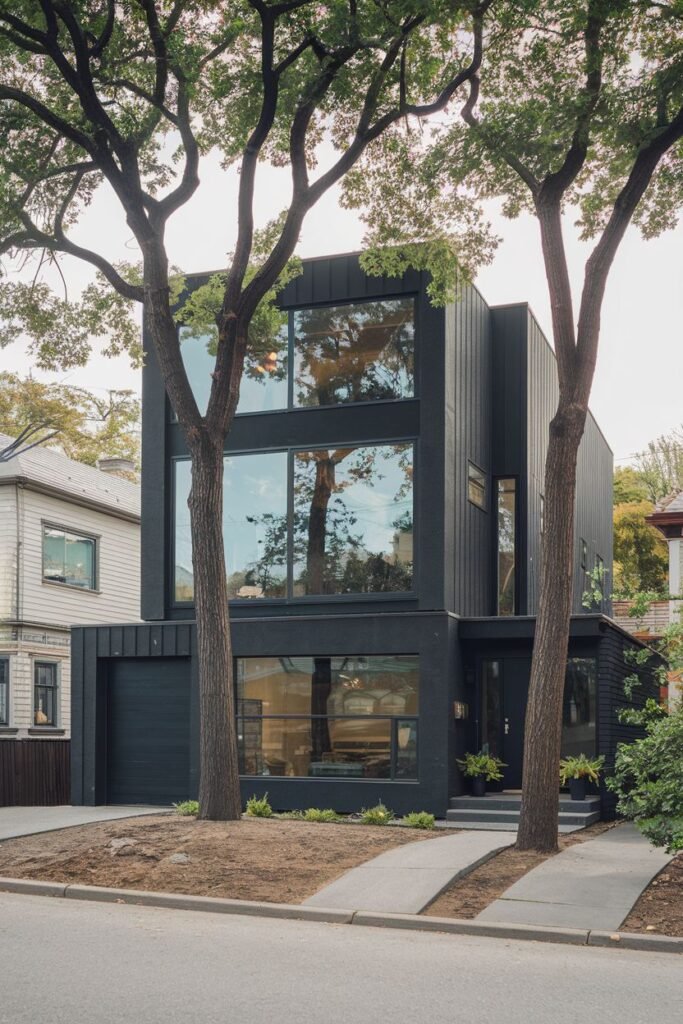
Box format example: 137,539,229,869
423,820,620,919
0,815,438,905
621,853,683,937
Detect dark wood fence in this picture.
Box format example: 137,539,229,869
0,740,70,807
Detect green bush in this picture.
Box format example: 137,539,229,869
245,793,273,818
403,811,435,830
457,751,506,781
173,800,199,816
277,810,304,820
607,704,683,853
559,754,604,785
360,802,394,826
302,808,341,823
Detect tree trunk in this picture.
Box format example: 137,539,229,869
516,403,586,851
188,437,242,820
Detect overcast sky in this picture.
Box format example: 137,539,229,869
2,150,681,466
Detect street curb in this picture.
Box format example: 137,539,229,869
352,911,590,945
1,877,681,953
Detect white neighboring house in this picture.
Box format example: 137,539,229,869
0,436,140,738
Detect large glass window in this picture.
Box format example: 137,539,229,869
174,451,288,601
0,659,8,726
34,662,58,727
496,479,516,615
42,526,96,590
178,324,289,417
174,442,414,602
292,444,413,595
562,658,597,759
236,655,419,779
293,298,414,408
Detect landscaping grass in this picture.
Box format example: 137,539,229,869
0,814,439,905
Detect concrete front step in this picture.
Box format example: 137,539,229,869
449,795,601,814
446,807,600,827
436,820,584,834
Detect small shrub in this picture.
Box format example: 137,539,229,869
403,811,435,830
277,810,304,820
173,800,199,817
457,751,506,781
303,808,341,823
360,802,394,826
559,753,604,785
245,793,273,818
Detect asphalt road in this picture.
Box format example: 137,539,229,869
1,893,681,1024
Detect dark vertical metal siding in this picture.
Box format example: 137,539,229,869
277,253,424,307
524,311,613,615
451,283,493,615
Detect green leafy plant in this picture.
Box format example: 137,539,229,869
457,751,506,782
559,754,604,786
360,803,394,826
277,810,304,820
173,800,199,817
607,703,683,853
245,794,273,818
403,812,436,830
302,808,342,823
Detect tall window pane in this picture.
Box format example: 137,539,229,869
174,451,288,601
480,660,502,758
497,478,516,615
34,662,57,726
0,660,8,726
178,324,288,416
562,658,597,759
292,443,413,595
293,298,414,408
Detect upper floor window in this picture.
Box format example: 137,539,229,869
293,298,414,408
177,296,415,418
174,442,414,603
0,659,8,727
42,525,97,590
467,462,487,510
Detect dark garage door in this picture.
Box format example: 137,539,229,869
107,659,191,805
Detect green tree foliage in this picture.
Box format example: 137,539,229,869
634,426,683,503
0,372,139,473
613,467,649,506
613,500,669,596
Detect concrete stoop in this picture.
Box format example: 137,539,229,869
444,794,600,832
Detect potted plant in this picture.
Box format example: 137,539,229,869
457,751,506,797
559,753,604,800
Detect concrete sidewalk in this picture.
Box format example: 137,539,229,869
477,823,673,931
0,806,169,841
304,830,512,914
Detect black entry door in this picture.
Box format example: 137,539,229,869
107,658,191,805
501,658,530,789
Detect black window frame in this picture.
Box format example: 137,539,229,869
34,661,59,728
41,522,99,592
171,437,417,608
467,461,487,511
173,293,419,421
0,658,9,727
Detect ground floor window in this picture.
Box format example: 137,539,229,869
0,658,8,726
235,655,419,779
34,662,58,726
562,658,597,758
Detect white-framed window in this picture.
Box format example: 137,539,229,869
34,662,59,727
0,658,8,727
42,524,98,590
467,461,487,511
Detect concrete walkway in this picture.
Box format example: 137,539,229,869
304,830,512,914
478,823,673,931
0,806,169,841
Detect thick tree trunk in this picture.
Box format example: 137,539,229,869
516,404,586,851
188,437,242,820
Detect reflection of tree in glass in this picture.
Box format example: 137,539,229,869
294,299,414,407
498,484,516,614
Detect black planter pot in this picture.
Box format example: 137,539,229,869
569,777,587,801
472,774,487,797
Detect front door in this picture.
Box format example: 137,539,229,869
479,657,530,789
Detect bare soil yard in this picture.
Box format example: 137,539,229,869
0,814,437,905
621,853,683,937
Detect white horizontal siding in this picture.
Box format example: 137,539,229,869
0,486,17,619
19,489,140,626
0,632,71,737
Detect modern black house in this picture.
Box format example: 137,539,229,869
71,254,656,818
